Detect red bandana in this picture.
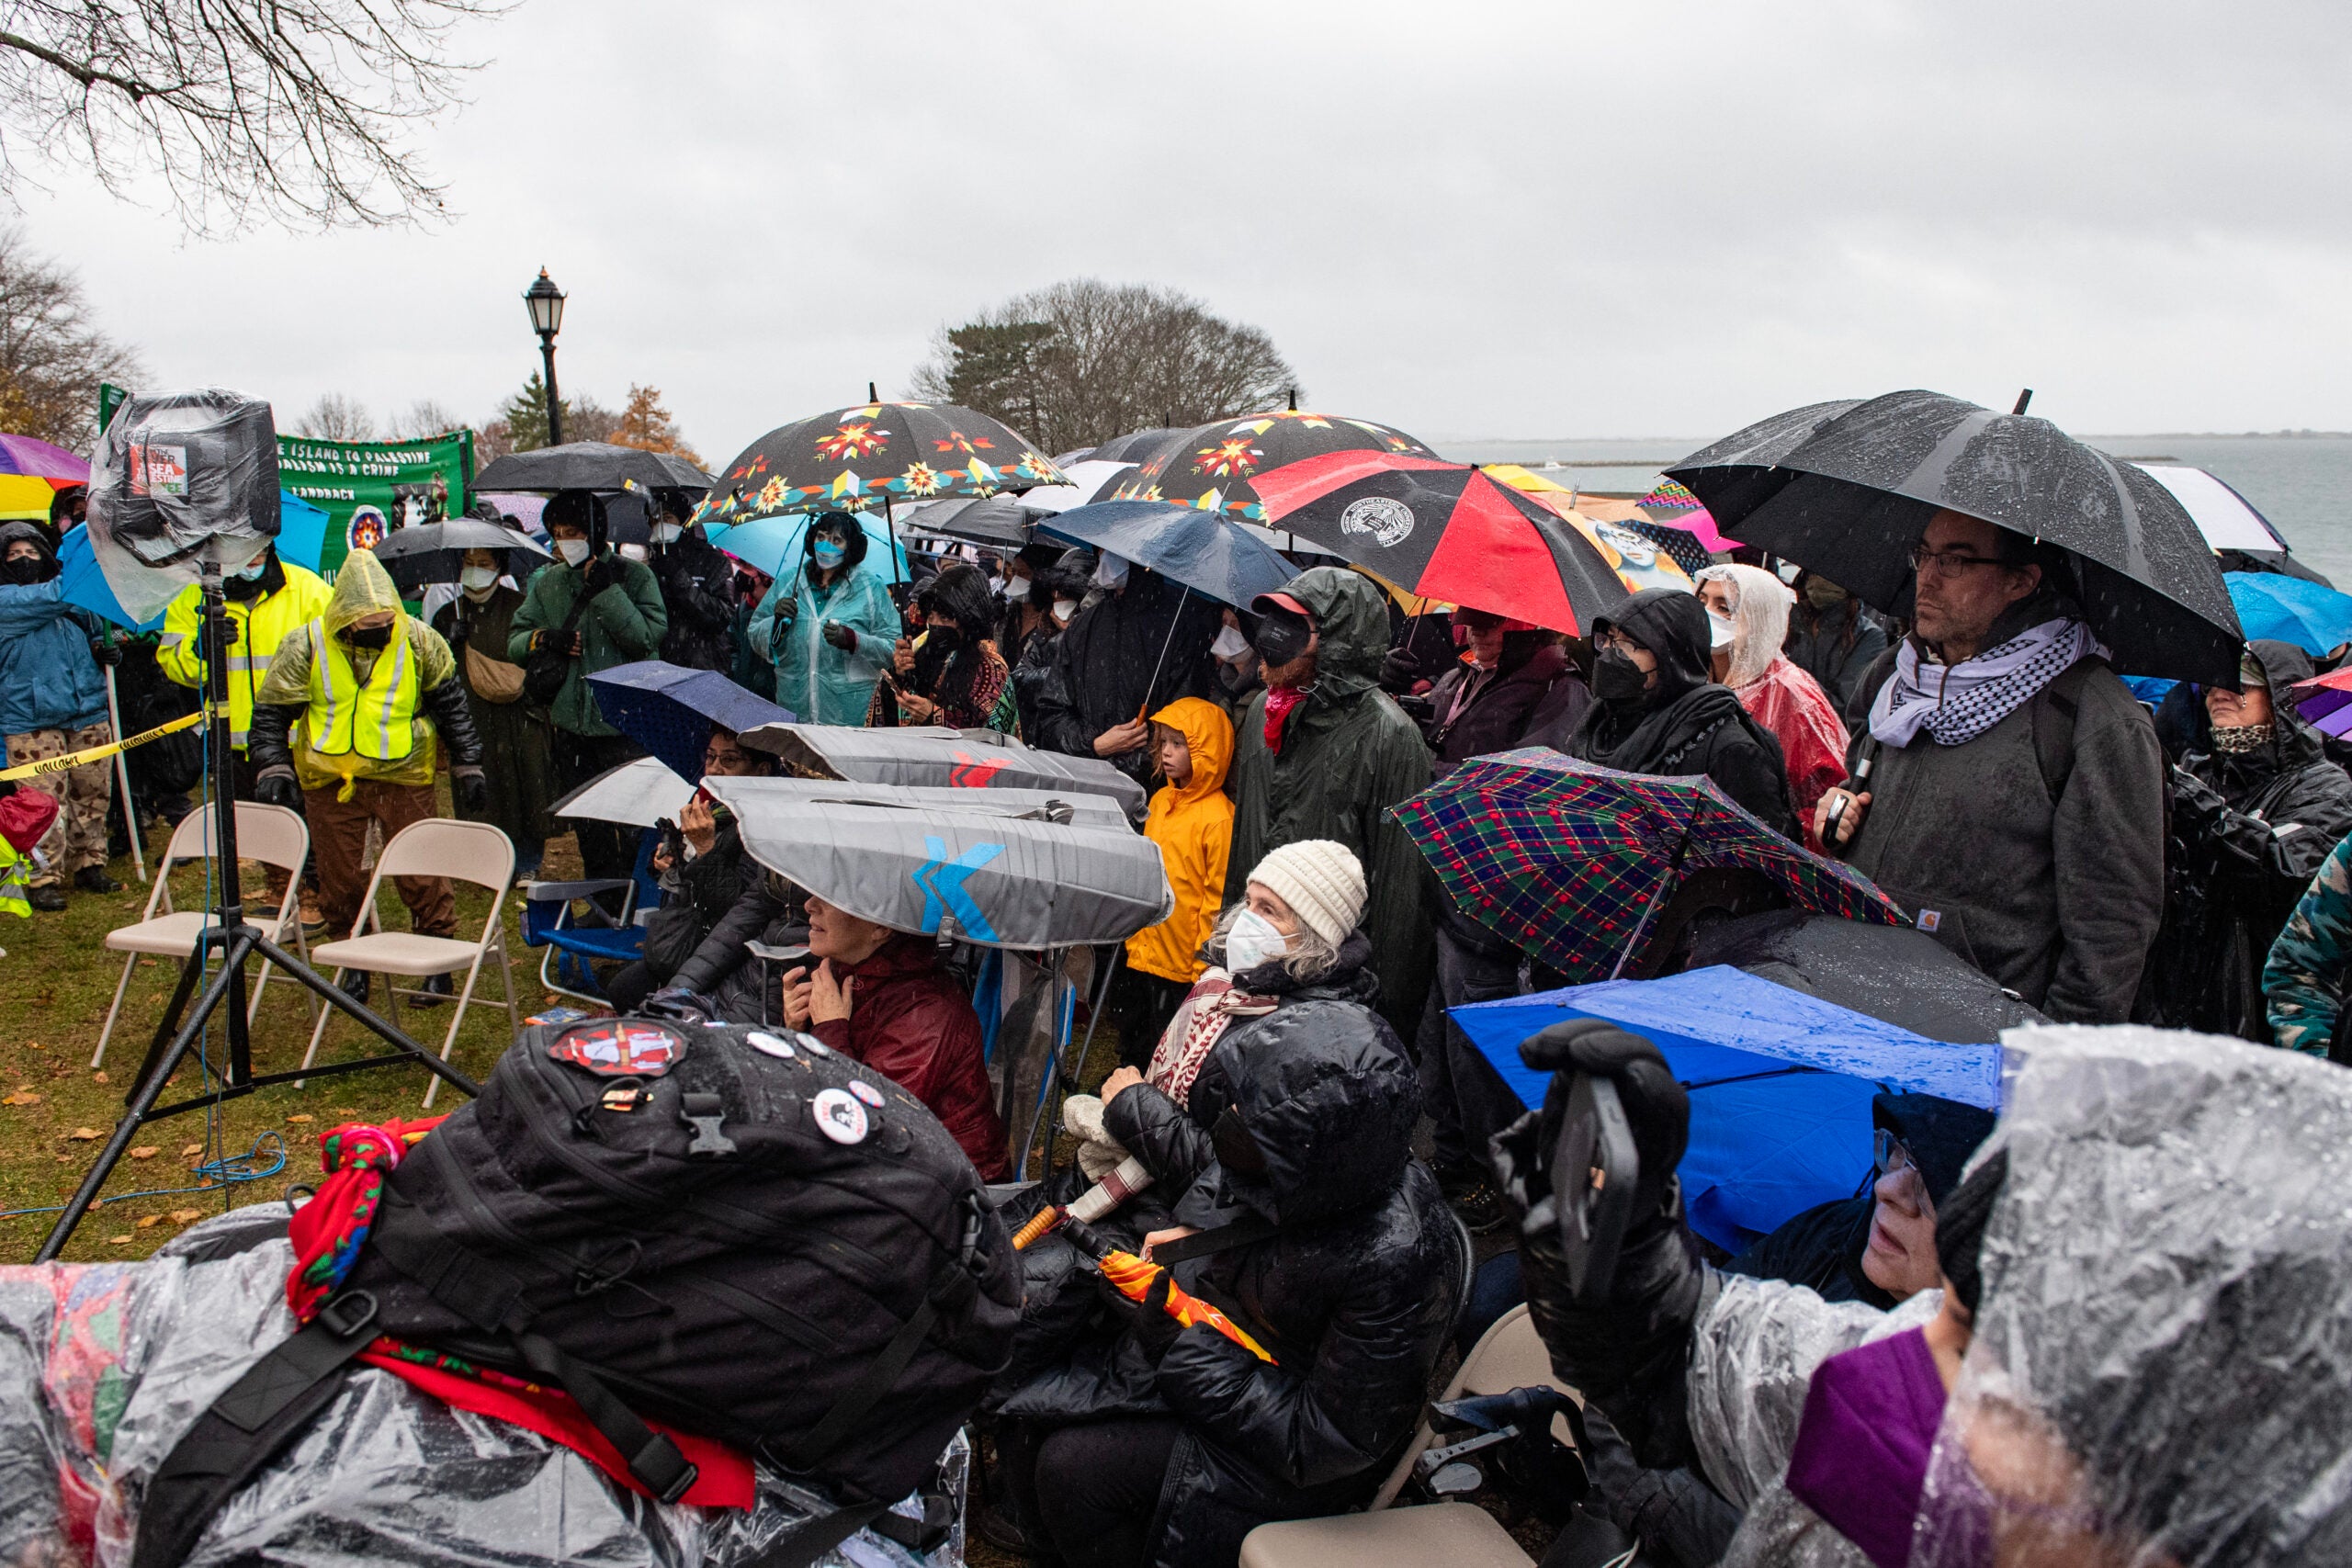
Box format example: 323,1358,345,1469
1263,685,1306,754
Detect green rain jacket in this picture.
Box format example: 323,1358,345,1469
507,550,668,739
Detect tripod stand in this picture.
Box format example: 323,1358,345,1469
35,564,481,1260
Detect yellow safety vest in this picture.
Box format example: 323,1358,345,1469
303,622,418,762
0,838,27,919
157,566,332,750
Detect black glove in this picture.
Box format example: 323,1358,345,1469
583,556,621,596
822,621,857,653
444,615,471,649
198,615,242,665
253,766,304,812
639,987,710,1024
2171,767,2227,826
89,636,121,667
452,766,488,815
1380,646,1420,692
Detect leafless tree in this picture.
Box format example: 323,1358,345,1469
0,224,139,451
294,391,374,441
909,279,1300,454
0,0,506,235
384,398,459,440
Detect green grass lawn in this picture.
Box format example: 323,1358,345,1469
0,783,574,1263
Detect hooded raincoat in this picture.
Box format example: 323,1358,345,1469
746,526,900,726
1227,568,1434,1033
1699,566,1850,848
1125,697,1236,987
2151,640,2352,1040
1567,587,1800,840
0,522,108,737
250,550,481,795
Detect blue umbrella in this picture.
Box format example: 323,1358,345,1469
586,660,796,784
1039,499,1295,608
276,492,330,573
705,512,908,581
1452,964,2001,1253
57,491,330,631
2224,571,2352,656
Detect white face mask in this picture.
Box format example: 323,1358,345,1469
555,538,591,566
1093,552,1129,591
1211,624,1251,661
1224,908,1293,975
651,522,684,544
1707,610,1736,650
458,565,499,592
1052,598,1079,625
618,543,649,563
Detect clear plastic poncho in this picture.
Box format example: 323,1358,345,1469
0,1206,967,1568
1909,1024,2352,1567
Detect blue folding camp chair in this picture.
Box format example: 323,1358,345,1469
521,830,662,1004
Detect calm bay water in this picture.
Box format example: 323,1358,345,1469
1445,434,2352,586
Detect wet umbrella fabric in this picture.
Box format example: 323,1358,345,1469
2222,571,2352,656
1038,500,1296,608
1011,458,1137,516
367,517,552,592
1393,749,1905,983
549,755,695,829
1666,389,2244,686
1086,427,1189,466
704,510,909,580
706,775,1132,831
1106,409,1440,524
899,493,1035,547
473,442,712,493
2291,667,2352,739
703,775,1171,950
695,400,1066,528
1686,908,2049,1044
1249,450,1631,634
585,660,795,784
1451,964,2001,1250
735,722,1149,821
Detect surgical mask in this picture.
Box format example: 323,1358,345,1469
651,522,684,544
459,565,500,592
555,538,591,566
1592,647,1649,702
1211,624,1251,661
1224,908,1292,975
1093,552,1129,591
341,622,394,649
812,536,848,569
235,556,270,581
1707,610,1736,650
1052,598,1078,625
618,542,649,563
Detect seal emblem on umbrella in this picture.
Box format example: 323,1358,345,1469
1340,495,1416,547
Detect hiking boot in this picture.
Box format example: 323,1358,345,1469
338,969,370,1006
1438,1162,1508,1235
409,972,455,1009
74,866,123,896
25,882,65,912
300,886,327,937
975,1504,1058,1562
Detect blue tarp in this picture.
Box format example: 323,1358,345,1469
587,660,795,784
1453,964,2002,1252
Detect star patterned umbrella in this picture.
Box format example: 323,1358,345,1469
695,400,1068,528
1105,408,1440,523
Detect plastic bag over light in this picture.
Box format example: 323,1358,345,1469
1908,1025,2352,1567
87,388,281,623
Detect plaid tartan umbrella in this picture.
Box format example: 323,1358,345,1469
1394,749,1905,981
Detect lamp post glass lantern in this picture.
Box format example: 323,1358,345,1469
525,267,566,447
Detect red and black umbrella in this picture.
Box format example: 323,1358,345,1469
1106,408,1440,522
1251,450,1632,634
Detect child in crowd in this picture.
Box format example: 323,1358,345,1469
1108,697,1235,1066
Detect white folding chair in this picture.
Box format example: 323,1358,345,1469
94,803,315,1070
300,817,518,1107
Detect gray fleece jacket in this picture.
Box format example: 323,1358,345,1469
1839,599,2165,1022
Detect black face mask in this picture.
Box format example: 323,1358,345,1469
1,556,45,585
1592,647,1650,703
1250,608,1313,666
926,625,962,652
1212,1108,1270,1178
340,623,394,649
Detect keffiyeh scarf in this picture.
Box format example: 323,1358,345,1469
1869,618,2105,748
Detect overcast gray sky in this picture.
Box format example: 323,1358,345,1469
17,0,2352,462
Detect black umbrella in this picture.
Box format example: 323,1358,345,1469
1686,908,2049,1043
368,517,551,592
1667,389,2245,685
473,441,713,493
1086,427,1190,465
900,493,1035,547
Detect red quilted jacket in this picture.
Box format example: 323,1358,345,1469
810,932,1010,1180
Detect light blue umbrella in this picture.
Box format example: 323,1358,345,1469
1038,499,1296,608
705,512,908,581
1453,964,2001,1252
2223,571,2352,656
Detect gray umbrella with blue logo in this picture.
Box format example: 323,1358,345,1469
734,722,1149,822
702,775,1171,949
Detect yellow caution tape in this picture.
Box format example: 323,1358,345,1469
0,711,206,782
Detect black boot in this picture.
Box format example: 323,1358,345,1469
1438,1161,1508,1235
74,865,124,895
409,972,455,1010
339,969,370,1006
26,882,64,912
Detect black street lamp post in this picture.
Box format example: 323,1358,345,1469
524,267,567,446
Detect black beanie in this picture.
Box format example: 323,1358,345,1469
1933,1146,2008,1315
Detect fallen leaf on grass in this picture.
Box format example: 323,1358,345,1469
3,1089,40,1105
286,1114,314,1124
129,1146,157,1160
170,1209,202,1224
138,959,157,967
136,1214,159,1228
66,1127,100,1141
180,1143,203,1157
91,1071,107,1083
22,1041,42,1051
108,1235,131,1246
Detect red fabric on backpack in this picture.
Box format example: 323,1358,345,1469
0,787,59,853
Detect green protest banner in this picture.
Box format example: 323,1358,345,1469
276,431,474,579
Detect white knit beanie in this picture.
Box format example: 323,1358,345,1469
1247,840,1367,949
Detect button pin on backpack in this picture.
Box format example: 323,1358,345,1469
680,1091,737,1156
812,1087,869,1145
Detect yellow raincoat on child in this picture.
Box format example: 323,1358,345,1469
1125,697,1236,985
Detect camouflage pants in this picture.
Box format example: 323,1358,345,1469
6,722,114,884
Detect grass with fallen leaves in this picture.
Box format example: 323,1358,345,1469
0,788,576,1263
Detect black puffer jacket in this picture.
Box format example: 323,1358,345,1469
1141,949,1466,1568
1566,589,1798,840
1031,568,1223,785
650,525,739,671
2148,639,2352,1038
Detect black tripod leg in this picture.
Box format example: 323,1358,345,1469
39,933,255,1262
246,935,482,1100
224,939,254,1085
123,940,211,1109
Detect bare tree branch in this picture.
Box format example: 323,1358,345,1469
0,0,506,235
0,222,140,451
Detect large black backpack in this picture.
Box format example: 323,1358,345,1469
136,1019,1021,1568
